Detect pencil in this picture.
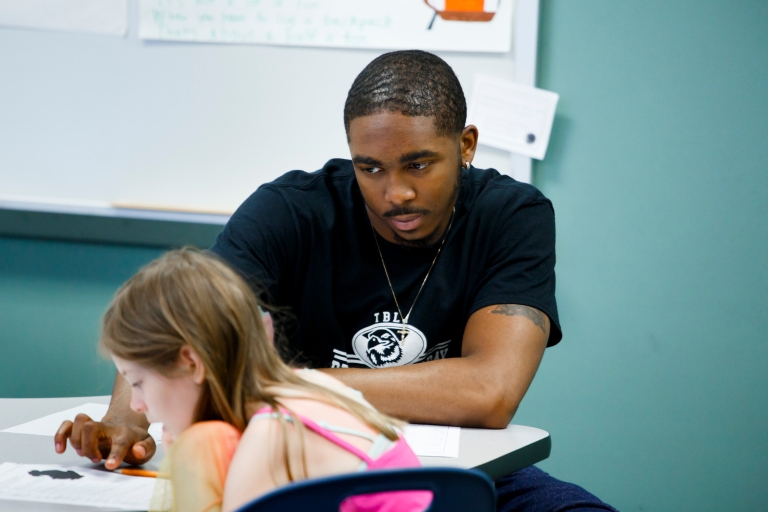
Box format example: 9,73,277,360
120,468,158,478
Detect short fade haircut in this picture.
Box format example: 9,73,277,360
344,50,467,139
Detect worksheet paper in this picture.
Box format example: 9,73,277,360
403,424,460,458
0,463,154,510
468,74,560,160
2,403,164,444
0,0,128,36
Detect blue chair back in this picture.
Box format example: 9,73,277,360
236,467,496,512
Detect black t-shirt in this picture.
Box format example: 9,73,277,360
211,159,561,369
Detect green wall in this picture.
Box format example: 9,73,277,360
0,1,766,510
0,239,164,397
513,1,768,511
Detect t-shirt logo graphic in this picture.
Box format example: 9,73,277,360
352,322,427,368
364,328,402,366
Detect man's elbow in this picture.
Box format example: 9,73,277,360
479,405,517,429
472,389,519,429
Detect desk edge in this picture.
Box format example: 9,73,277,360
473,434,551,480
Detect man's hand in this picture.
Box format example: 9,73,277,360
323,304,549,428
54,415,155,470
54,372,155,469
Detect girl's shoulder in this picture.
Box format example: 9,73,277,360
172,421,242,458
243,370,378,438
178,420,240,440
292,368,371,406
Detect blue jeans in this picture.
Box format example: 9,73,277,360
495,466,618,512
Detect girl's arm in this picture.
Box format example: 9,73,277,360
166,422,240,512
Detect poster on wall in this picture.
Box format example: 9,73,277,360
0,0,128,36
138,0,514,53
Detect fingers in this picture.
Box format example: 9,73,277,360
68,413,93,455
56,414,107,464
105,438,130,470
107,430,155,468
54,420,73,454
79,419,106,463
128,436,156,465
54,414,157,469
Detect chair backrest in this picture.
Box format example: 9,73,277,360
235,467,496,512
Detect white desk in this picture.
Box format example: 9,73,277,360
0,396,550,511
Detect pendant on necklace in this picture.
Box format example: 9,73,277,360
397,325,409,344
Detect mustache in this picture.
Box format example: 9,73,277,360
383,206,431,218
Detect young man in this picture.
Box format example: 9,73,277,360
56,51,615,511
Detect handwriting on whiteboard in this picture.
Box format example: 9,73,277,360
138,0,514,53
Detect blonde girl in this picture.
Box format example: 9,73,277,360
100,248,430,512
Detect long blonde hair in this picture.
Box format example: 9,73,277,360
100,248,403,481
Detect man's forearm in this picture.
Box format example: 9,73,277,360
324,356,518,428
102,373,149,429
325,306,549,428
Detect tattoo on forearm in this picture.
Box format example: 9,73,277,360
491,304,548,334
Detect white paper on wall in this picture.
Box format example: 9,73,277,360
468,73,559,160
139,0,514,53
0,0,129,36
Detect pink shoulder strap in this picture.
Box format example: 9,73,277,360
366,437,421,470
253,407,374,464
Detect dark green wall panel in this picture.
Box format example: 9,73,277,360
0,238,163,397
0,208,224,248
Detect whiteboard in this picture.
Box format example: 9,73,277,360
0,0,538,222
0,0,129,37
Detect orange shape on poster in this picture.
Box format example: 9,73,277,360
425,0,497,23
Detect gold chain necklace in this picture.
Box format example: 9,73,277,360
371,207,456,345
